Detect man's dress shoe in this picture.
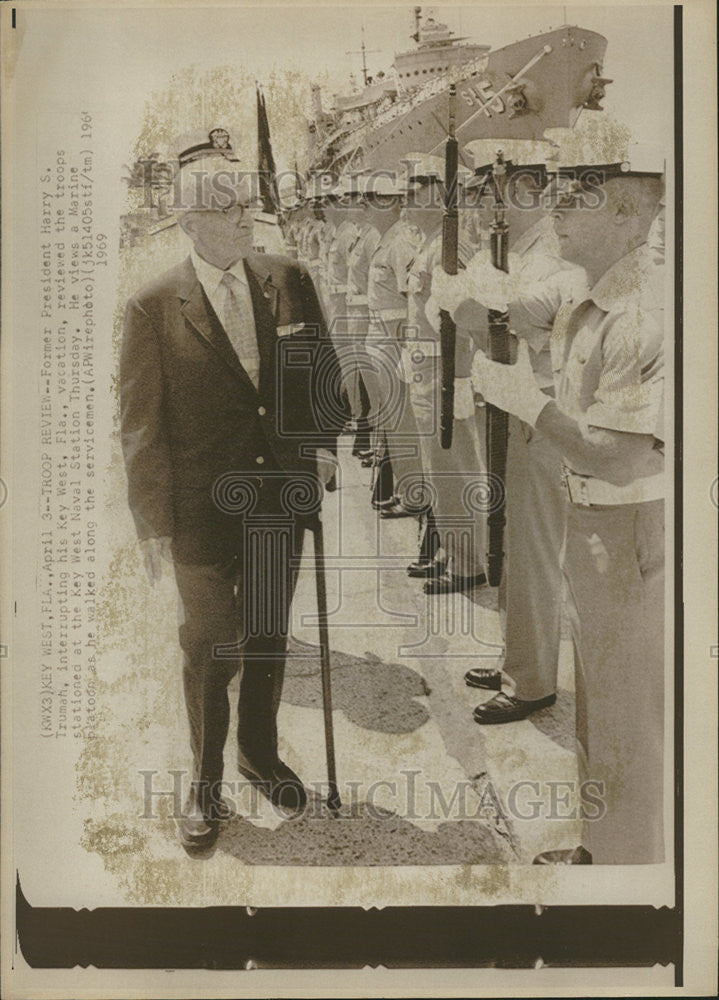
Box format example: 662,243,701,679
379,501,418,519
423,570,487,594
372,495,399,510
406,558,447,579
177,786,232,851
464,667,503,691
355,448,374,460
238,757,308,814
473,691,556,724
533,846,593,865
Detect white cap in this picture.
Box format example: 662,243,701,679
544,128,664,177
466,137,557,173
305,173,338,201
362,174,406,198
400,152,471,189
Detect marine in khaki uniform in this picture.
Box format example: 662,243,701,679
400,156,488,594
322,178,366,421
469,151,666,865
430,147,588,718
365,175,424,515
345,177,382,457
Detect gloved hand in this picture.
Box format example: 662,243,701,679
453,377,476,420
424,293,442,334
471,339,551,428
430,268,466,313
432,250,524,314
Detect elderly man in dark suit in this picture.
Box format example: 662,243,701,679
120,129,345,851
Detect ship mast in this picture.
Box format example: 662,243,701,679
345,25,379,88
412,6,422,43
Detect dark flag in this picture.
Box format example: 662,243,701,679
256,84,279,215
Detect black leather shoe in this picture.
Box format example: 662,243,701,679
464,667,502,691
238,757,308,814
177,787,220,851
473,691,556,724
407,558,447,579
372,495,398,510
355,448,374,459
424,570,487,594
533,846,593,865
380,502,418,519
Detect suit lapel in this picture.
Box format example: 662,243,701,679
177,254,281,397
180,280,251,384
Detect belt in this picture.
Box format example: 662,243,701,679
562,469,664,507
327,283,348,295
346,294,368,306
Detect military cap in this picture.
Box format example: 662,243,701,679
464,139,555,194
173,127,257,211
400,152,471,191
361,173,407,198
541,140,665,207
305,173,338,202
177,127,241,168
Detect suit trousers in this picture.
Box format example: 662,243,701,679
499,416,566,700
173,509,303,787
563,499,665,864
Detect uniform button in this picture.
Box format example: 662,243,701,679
255,456,264,465
257,406,266,416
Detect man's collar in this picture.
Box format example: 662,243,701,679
190,247,249,293
588,244,654,312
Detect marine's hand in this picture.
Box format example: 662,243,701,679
471,340,550,428
453,377,476,420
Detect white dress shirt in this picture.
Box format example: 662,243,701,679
191,248,260,387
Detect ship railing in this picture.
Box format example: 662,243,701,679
362,53,492,132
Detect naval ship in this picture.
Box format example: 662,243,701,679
307,7,611,175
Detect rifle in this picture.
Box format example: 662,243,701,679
439,84,458,450
486,152,510,587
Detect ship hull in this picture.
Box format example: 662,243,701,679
313,27,608,174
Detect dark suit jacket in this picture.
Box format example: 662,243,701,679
120,252,346,564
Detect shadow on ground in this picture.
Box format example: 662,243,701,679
213,794,510,866
282,639,430,734
528,687,576,754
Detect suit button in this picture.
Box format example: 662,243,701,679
255,456,264,465
258,406,266,416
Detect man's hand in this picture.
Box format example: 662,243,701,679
140,536,173,586
453,377,476,420
431,251,523,315
430,268,465,313
471,340,550,428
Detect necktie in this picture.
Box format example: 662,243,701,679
220,271,260,389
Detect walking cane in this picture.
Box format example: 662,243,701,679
310,513,342,813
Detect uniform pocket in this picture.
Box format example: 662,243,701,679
633,500,665,583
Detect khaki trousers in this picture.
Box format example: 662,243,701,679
563,498,665,864
500,416,566,700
